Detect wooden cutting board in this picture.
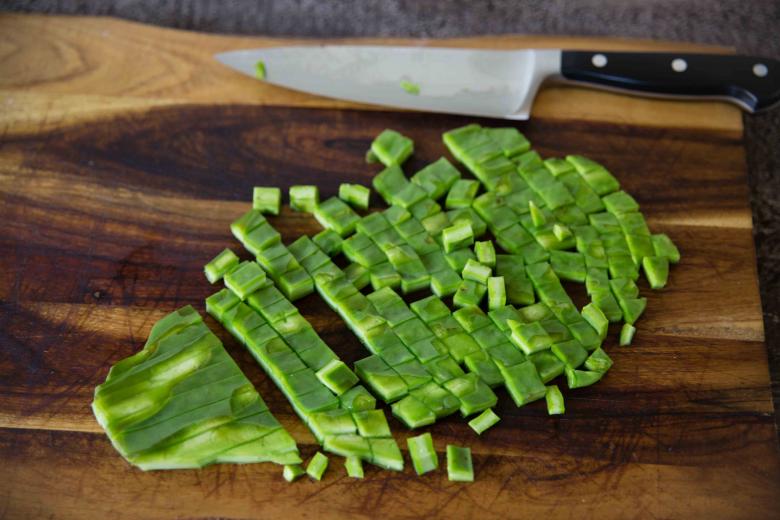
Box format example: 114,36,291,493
1,14,777,519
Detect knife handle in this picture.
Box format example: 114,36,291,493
559,51,780,112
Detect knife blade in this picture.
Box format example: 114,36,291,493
215,46,780,119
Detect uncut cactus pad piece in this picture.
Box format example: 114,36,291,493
92,306,300,471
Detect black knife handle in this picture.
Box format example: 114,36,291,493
560,51,780,112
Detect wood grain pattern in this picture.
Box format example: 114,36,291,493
0,14,777,520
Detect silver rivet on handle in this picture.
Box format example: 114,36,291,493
592,54,607,68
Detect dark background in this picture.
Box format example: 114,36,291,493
4,0,780,425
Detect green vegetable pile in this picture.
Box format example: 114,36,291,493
93,125,678,483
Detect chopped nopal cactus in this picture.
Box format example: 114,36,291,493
444,373,497,416
410,382,460,417
487,127,530,157
353,409,391,438
314,197,361,237
339,183,371,210
619,297,647,325
464,351,503,387
194,127,685,456
205,288,241,321
446,179,480,209
322,434,371,459
373,165,410,205
370,129,414,167
289,185,319,212
445,247,477,272
584,347,613,373
567,158,620,195
528,350,565,383
316,359,359,396
487,276,506,311
549,250,586,282
581,303,609,340
410,295,451,323
354,355,408,402
642,255,669,289
446,445,474,482
283,464,305,482
452,305,491,332
306,451,329,480
474,240,496,267
553,223,572,242
620,323,636,346
224,261,267,300
345,455,364,478
253,187,281,215
545,385,565,415
412,157,461,200
344,262,370,290
407,433,439,475
368,438,404,471
339,385,376,411
369,262,402,290
565,367,603,389
204,248,240,284
313,229,344,256
231,209,267,241
529,200,546,227
602,190,639,214
462,259,491,284
652,233,680,263
507,320,552,355
468,408,500,435
442,221,474,253
453,279,486,308
551,339,588,368
430,268,462,298
499,361,546,407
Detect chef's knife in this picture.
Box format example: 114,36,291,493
215,47,780,119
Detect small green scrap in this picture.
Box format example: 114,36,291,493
345,455,364,478
370,129,414,167
468,408,500,434
400,79,421,95
306,451,329,481
289,185,319,213
339,183,371,210
204,248,239,284
620,323,636,346
545,385,565,415
446,445,473,482
407,432,438,475
253,186,281,215
283,464,305,482
255,60,266,80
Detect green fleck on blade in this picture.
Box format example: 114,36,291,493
255,60,266,80
400,79,421,95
